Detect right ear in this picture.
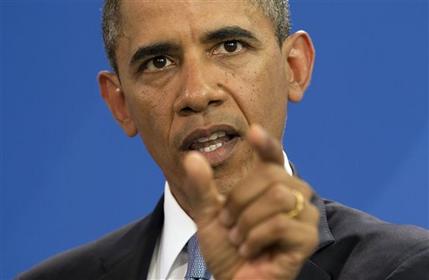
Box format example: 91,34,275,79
97,71,137,137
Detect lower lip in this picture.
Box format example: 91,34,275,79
197,137,240,167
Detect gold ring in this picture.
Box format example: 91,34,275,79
286,190,305,218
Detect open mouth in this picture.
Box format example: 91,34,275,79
189,131,235,152
181,125,241,166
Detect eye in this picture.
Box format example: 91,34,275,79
212,40,244,55
142,56,174,72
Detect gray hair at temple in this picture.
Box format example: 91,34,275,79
101,0,291,74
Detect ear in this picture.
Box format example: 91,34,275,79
98,71,137,137
281,31,315,103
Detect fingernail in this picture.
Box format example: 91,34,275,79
239,244,249,257
229,226,242,245
219,210,233,227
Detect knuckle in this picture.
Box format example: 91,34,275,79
289,177,313,199
288,251,307,267
237,213,251,232
246,230,259,245
272,215,288,235
274,256,301,278
300,181,314,199
264,164,287,180
268,184,288,204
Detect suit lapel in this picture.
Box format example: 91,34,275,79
99,196,164,280
99,163,336,280
296,260,332,280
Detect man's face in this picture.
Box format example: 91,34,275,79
106,0,302,193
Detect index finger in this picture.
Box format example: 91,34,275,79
246,124,284,166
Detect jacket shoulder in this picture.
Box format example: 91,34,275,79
16,216,152,280
325,200,429,247
322,200,429,279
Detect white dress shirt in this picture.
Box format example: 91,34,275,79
147,152,293,279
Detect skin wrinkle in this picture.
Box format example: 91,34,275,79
99,0,305,216
98,2,319,277
218,71,251,135
102,0,290,74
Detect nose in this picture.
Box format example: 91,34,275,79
173,59,226,116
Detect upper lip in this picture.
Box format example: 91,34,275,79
180,124,241,150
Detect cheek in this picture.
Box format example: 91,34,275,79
127,90,173,149
233,56,289,135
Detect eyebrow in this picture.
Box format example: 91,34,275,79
201,26,260,44
129,42,180,68
129,26,259,69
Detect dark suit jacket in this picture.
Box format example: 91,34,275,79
17,194,429,280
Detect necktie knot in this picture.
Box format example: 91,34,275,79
185,234,211,280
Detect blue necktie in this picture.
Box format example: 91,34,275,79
185,234,211,280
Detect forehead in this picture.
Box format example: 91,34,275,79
119,0,273,46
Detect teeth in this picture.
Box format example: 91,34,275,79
197,131,226,143
197,136,210,143
209,131,226,140
199,142,223,153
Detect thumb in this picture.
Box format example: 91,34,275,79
183,151,223,226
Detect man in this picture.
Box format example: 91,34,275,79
18,0,429,279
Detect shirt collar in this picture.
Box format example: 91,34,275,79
159,182,197,279
282,150,293,176
159,150,293,278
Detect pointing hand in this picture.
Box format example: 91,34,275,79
183,124,320,280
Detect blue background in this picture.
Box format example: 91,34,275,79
1,0,428,278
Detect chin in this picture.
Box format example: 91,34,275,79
214,177,236,195
213,146,256,195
